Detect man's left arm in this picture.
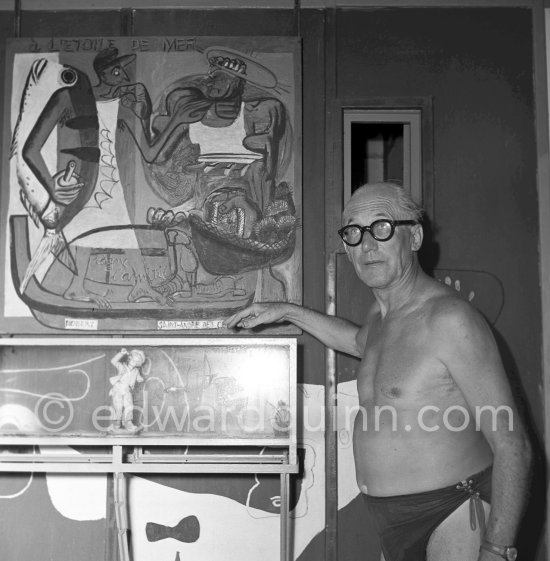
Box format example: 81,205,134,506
436,301,532,559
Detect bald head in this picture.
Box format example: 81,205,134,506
343,182,424,224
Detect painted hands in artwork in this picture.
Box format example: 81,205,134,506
114,82,153,121
53,160,84,205
443,275,475,303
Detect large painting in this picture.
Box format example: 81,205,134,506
1,37,301,334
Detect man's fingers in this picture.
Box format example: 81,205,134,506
224,315,238,328
239,315,266,329
225,304,284,329
225,306,259,328
224,310,249,328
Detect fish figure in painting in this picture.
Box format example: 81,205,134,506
10,57,99,293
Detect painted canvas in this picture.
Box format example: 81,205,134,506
1,37,301,334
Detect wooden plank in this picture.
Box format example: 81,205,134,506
324,7,339,561
535,5,550,561
0,462,300,473
19,0,296,8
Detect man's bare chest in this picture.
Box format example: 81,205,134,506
356,319,458,407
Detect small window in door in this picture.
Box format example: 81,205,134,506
343,109,422,205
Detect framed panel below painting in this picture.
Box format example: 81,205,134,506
0,337,298,561
1,36,302,335
0,337,297,459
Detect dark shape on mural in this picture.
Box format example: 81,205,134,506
0,474,106,561
145,515,200,543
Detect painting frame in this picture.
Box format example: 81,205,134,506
1,36,302,335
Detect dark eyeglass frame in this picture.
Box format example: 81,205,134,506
338,219,418,246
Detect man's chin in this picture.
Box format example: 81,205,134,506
359,271,388,289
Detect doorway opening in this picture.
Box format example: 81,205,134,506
343,109,422,204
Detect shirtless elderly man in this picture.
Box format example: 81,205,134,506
225,181,532,561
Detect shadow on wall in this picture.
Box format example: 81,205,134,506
418,212,439,277
491,328,546,561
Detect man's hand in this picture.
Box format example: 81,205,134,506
226,302,362,357
224,303,289,329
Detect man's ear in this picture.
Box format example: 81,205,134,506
411,224,423,252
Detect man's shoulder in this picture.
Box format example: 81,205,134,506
418,279,479,323
423,286,486,334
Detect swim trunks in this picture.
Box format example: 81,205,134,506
363,465,492,561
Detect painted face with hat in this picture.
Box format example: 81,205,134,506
203,64,245,101
93,46,136,88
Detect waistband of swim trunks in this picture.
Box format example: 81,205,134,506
364,464,492,504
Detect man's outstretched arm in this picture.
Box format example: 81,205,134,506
224,302,363,358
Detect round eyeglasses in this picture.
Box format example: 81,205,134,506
338,219,418,246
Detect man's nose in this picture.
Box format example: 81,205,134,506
361,231,378,251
